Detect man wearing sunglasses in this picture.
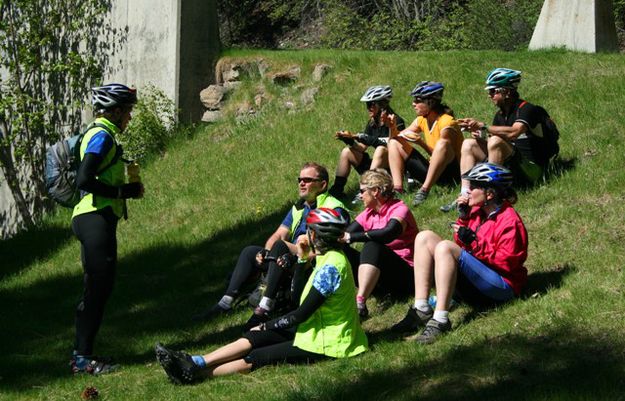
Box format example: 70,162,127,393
193,162,348,330
329,85,405,203
454,68,550,206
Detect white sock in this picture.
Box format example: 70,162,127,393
413,299,431,313
461,186,470,197
433,310,449,323
218,295,233,310
259,296,275,311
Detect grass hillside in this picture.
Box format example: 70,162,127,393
1,49,624,401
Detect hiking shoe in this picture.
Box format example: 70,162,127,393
357,302,369,320
415,319,452,344
439,199,457,213
70,355,119,375
155,343,200,384
390,306,433,333
191,303,231,322
242,307,269,332
412,189,429,206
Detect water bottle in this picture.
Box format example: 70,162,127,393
126,161,141,183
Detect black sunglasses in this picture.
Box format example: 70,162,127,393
298,177,321,184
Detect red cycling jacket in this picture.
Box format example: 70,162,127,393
455,202,528,295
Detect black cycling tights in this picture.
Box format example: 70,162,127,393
405,149,459,186
225,240,291,298
71,207,118,356
344,242,414,297
242,328,325,369
226,245,264,297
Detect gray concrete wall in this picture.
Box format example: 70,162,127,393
529,0,618,52
106,0,220,122
1,0,220,239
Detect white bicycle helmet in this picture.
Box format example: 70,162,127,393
360,85,393,102
92,83,137,110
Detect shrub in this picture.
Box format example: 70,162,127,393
117,84,177,161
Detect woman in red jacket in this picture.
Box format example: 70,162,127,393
391,162,528,344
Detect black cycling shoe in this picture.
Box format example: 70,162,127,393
70,355,119,375
155,343,200,384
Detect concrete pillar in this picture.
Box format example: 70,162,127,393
108,0,220,122
529,0,618,52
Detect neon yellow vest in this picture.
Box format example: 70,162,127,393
72,117,125,219
293,250,369,358
289,192,346,241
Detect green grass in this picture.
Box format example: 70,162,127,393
1,49,625,400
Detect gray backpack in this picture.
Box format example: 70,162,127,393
45,123,119,207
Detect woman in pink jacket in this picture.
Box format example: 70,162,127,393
391,162,528,344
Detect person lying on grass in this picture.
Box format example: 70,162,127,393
156,208,368,383
391,163,528,344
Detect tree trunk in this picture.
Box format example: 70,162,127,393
0,119,35,228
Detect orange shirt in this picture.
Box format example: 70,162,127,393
416,113,463,160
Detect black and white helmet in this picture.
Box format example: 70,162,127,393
360,85,393,102
92,83,137,111
462,162,513,187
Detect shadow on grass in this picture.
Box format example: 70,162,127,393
523,262,573,298
0,204,290,389
0,222,73,280
286,327,625,401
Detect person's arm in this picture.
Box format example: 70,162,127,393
398,119,426,149
76,153,142,199
263,262,341,330
345,217,404,244
484,121,527,141
262,286,326,330
264,225,291,250
458,118,527,142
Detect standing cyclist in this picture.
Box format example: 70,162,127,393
70,84,144,375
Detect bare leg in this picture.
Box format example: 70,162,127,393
486,135,514,165
388,138,412,189
413,230,444,300
206,359,252,377
336,146,364,178
432,240,463,311
202,338,252,367
460,138,487,189
356,264,380,299
370,146,389,170
421,139,455,190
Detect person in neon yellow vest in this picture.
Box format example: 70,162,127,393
156,208,368,384
70,84,144,375
193,162,348,331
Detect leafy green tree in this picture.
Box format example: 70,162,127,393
0,0,121,228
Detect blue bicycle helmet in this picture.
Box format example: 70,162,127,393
410,81,444,100
485,68,521,90
462,162,513,187
92,83,137,110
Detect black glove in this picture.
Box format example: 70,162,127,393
256,249,269,265
277,253,298,272
457,226,477,245
118,182,143,199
